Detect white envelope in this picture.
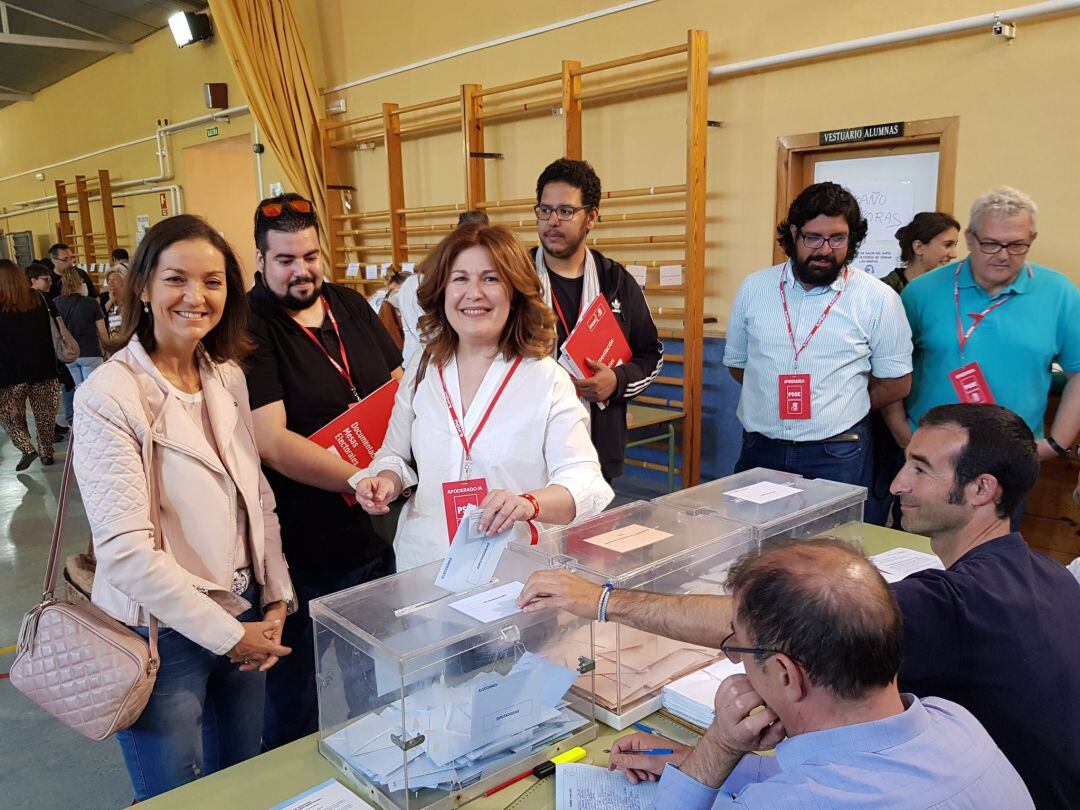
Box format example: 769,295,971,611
433,505,512,593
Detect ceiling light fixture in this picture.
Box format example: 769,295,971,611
168,11,213,48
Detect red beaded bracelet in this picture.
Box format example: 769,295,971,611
520,492,540,520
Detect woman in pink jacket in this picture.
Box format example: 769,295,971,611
72,215,295,800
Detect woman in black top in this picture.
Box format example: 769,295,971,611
0,260,60,469
55,266,107,427
880,212,961,294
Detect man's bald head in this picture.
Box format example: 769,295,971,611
725,538,902,700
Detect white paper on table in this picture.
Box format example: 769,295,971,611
364,264,378,279
870,547,943,583
401,261,415,274
556,762,660,809
434,505,512,593
665,658,744,708
448,580,524,623
345,262,360,277
723,481,803,504
626,264,647,288
658,264,683,286
270,778,368,810
581,523,673,554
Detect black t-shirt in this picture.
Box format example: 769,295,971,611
246,280,402,581
55,294,104,358
892,533,1080,809
0,297,58,386
548,271,584,341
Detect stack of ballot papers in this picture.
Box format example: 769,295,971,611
661,658,745,729
869,547,944,583
561,622,718,712
324,652,585,794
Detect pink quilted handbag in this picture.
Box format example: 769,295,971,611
9,435,160,741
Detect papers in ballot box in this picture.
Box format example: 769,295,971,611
307,379,398,505
323,652,584,794
557,294,632,382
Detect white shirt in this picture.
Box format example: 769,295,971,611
398,273,424,367
368,352,614,571
723,262,912,441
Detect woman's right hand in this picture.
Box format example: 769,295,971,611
354,474,399,515
227,619,292,668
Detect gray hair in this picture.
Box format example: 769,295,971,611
968,186,1038,235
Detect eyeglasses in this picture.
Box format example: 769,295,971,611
720,630,800,666
259,199,314,218
534,203,592,222
798,230,849,250
971,232,1031,255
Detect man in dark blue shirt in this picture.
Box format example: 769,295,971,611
891,403,1080,810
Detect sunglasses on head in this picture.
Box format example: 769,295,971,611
259,199,314,218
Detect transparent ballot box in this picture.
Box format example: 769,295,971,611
656,467,866,546
309,548,596,809
517,501,754,729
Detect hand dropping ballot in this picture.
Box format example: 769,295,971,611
434,504,513,593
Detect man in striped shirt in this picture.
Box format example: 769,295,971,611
723,182,912,489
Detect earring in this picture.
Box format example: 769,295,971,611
142,301,150,314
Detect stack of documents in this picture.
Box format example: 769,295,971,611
661,658,745,729
563,622,717,712
869,547,943,583
556,762,659,809
324,652,585,793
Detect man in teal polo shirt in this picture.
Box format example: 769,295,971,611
885,186,1080,465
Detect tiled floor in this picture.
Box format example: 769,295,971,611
0,429,132,808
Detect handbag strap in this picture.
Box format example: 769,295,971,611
46,408,160,662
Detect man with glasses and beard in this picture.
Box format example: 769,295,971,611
723,182,912,487
245,194,402,749
530,158,663,482
889,186,1080,468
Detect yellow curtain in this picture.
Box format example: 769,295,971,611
207,0,329,258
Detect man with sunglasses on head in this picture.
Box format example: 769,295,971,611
531,158,662,482
890,186,1080,470
245,193,403,749
724,182,912,491
521,539,1032,808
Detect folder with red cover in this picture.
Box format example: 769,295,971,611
308,378,399,504
557,294,632,380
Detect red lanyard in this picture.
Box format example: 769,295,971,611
438,355,523,476
954,260,1017,356
549,291,578,339
779,264,848,369
298,299,360,401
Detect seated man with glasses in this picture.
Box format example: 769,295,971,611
892,185,1080,468
530,158,663,483
723,182,913,492
605,538,1033,808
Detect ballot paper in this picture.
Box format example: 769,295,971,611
581,524,673,554
661,657,745,728
723,481,803,504
448,580,525,623
626,264,647,288
556,762,660,809
434,505,513,593
270,779,367,810
345,262,360,277
364,264,378,279
870,547,944,583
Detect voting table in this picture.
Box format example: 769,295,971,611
140,522,930,810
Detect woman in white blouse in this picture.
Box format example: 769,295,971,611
355,224,613,570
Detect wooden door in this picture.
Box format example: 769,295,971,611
182,134,259,283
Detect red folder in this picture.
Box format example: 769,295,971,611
558,294,632,379
308,378,399,505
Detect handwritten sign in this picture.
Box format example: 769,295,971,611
845,182,914,277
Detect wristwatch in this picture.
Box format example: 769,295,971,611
1046,436,1070,459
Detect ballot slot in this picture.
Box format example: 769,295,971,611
655,467,867,547
310,547,597,809
517,501,754,729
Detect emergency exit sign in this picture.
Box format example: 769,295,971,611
206,126,220,138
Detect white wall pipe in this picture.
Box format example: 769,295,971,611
709,0,1080,78
1,184,182,221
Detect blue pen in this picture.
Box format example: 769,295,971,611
633,748,674,755
632,721,661,736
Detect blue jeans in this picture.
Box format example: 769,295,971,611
734,416,873,489
117,583,265,801
263,549,396,751
62,355,103,424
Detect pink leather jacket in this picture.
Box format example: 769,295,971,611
72,337,294,655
